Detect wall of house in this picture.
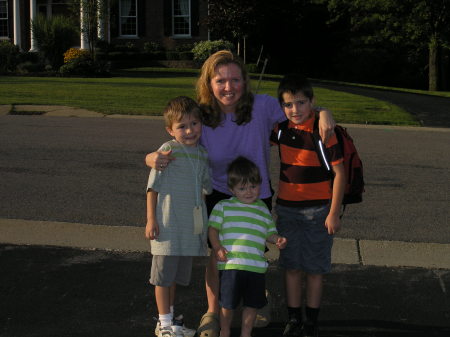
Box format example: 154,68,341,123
7,0,209,53
109,0,209,51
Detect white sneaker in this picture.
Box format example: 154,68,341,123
173,314,196,337
157,326,176,337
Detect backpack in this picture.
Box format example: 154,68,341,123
277,118,365,211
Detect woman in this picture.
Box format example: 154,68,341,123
146,50,335,337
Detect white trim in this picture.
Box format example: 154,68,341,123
13,0,21,48
0,0,8,38
80,1,88,49
29,0,37,51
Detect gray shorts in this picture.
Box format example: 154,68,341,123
275,204,333,274
149,255,193,287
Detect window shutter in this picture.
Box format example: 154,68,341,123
163,0,172,36
110,1,119,37
137,0,145,37
191,0,199,36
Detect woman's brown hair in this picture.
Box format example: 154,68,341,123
196,50,254,128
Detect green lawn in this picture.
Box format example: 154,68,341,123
0,69,420,125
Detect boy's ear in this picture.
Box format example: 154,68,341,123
165,126,174,137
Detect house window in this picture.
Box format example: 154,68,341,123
0,0,8,38
120,0,137,36
173,0,190,36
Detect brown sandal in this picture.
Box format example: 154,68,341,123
197,312,220,337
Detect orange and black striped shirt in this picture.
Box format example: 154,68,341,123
270,116,343,207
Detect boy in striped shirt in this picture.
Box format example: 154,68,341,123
271,74,345,337
208,156,287,337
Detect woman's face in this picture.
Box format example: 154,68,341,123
210,63,244,113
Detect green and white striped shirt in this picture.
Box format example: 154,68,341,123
208,197,277,273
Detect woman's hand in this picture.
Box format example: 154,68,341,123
317,108,336,144
145,150,175,171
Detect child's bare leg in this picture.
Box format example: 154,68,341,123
155,285,171,315
205,253,220,314
219,307,233,337
285,269,303,307
155,285,172,329
306,273,323,308
240,306,257,337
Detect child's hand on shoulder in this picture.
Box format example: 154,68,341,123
214,246,228,262
145,221,159,240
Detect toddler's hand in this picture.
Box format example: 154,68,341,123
214,246,228,262
276,236,288,249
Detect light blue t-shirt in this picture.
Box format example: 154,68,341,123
147,140,212,256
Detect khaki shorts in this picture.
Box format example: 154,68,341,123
149,255,193,287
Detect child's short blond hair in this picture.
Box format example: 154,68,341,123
227,156,262,189
164,96,202,128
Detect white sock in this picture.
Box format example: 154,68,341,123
159,313,172,329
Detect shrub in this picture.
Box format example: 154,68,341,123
60,56,110,77
191,40,234,63
16,61,46,74
165,51,179,60
63,48,90,64
245,63,259,73
143,41,163,53
31,14,78,69
175,43,194,52
0,41,20,73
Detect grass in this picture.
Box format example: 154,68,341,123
0,68,423,125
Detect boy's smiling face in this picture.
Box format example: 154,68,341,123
281,91,315,125
166,114,202,147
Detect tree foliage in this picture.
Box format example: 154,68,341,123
71,0,111,58
205,0,258,41
323,0,450,90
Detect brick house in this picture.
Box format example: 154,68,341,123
1,0,209,51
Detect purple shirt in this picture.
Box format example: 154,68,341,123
200,94,285,199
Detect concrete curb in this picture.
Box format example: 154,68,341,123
1,218,449,270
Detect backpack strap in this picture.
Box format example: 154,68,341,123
314,117,347,218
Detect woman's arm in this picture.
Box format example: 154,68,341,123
317,108,336,144
145,150,175,171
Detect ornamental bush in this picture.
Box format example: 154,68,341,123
63,48,90,64
0,41,20,73
59,56,110,77
31,14,78,69
191,40,234,63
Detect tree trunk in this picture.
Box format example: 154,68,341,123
428,37,439,91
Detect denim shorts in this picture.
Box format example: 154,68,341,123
149,255,192,287
219,270,267,310
275,204,333,274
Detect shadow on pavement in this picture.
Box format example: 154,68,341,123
1,245,449,337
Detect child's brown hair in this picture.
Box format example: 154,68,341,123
227,156,262,190
164,96,202,128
